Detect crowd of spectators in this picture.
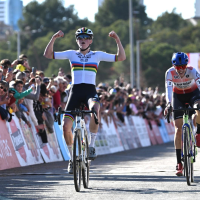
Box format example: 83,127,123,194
0,55,70,143
0,54,166,144
96,78,166,129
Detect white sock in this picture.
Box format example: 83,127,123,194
89,132,97,147
67,145,73,161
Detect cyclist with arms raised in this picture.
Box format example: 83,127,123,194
43,27,126,173
164,52,200,176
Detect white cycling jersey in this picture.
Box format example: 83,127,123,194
165,66,200,103
53,50,117,85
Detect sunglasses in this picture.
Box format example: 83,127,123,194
0,86,7,92
174,65,187,70
76,35,91,40
44,82,49,84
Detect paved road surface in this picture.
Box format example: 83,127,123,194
0,142,200,200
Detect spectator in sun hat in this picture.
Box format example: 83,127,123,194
0,59,11,80
15,71,26,82
36,70,45,80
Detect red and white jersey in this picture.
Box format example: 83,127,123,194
165,66,200,103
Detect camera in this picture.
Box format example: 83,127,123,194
17,59,24,65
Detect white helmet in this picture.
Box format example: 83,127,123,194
75,27,93,39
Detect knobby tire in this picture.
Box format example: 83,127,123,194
183,126,191,185
82,130,90,188
73,129,82,192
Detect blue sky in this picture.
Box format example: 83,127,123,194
22,0,196,22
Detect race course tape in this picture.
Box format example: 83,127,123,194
0,113,174,170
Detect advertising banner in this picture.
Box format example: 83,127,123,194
0,118,20,170
101,117,124,153
144,119,157,145
114,119,130,150
151,120,163,144
19,119,44,165
0,110,175,171
158,119,170,143
7,114,28,166
132,116,151,147
96,127,111,155
54,114,70,161
187,53,200,72
164,119,174,141
126,116,142,148
30,113,63,163
124,116,139,149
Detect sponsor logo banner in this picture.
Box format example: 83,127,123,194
0,118,20,170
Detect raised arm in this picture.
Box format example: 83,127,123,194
43,30,64,59
108,31,126,61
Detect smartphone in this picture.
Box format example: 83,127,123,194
32,67,36,76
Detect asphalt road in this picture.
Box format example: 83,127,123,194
0,142,200,200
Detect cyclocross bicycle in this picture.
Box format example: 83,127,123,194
57,106,98,192
166,103,198,185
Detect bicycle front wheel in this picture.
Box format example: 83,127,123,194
191,144,196,182
82,130,90,188
73,129,82,192
183,126,191,185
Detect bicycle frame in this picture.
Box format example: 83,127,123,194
181,113,196,163
74,115,88,169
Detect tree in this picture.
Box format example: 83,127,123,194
18,0,89,41
95,0,151,27
150,10,189,34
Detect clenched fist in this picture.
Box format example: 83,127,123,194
108,31,119,40
53,30,64,39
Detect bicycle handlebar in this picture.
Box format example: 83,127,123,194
57,107,99,125
165,106,200,123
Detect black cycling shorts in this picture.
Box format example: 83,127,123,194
64,83,99,121
173,89,200,120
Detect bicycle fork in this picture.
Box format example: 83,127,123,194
80,118,87,170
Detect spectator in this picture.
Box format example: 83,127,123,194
53,79,61,111
36,71,45,80
12,54,31,72
0,59,10,80
0,80,12,122
64,74,72,84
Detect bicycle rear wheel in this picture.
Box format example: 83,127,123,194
82,130,90,188
73,129,82,192
183,126,191,185
191,163,194,182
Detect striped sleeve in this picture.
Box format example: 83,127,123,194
165,70,173,104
